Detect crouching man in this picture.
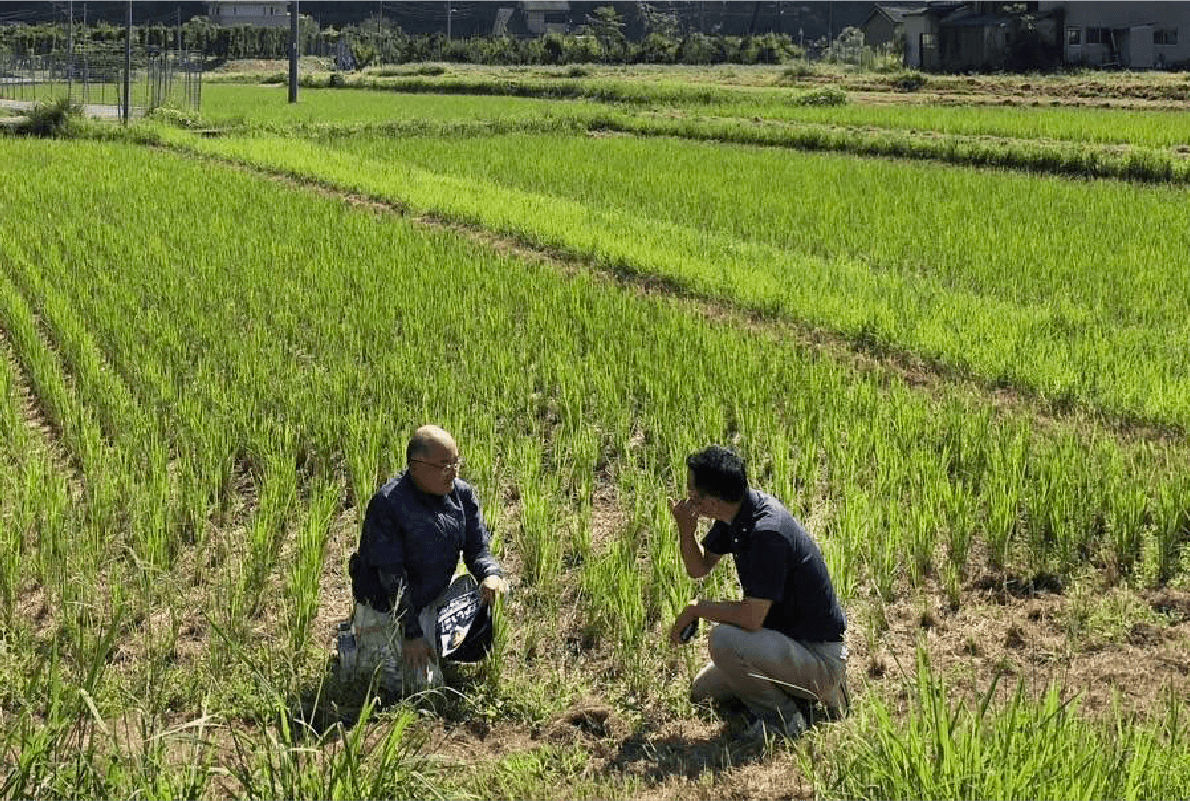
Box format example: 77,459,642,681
669,445,849,744
347,424,507,696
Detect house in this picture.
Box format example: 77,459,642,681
206,2,290,29
1042,1,1190,69
902,2,1061,71
522,2,570,36
861,4,924,50
902,2,973,70
488,2,570,37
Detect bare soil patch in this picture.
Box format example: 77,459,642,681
857,577,1190,722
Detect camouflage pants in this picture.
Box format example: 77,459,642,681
350,575,477,696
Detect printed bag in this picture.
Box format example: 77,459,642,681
434,579,493,663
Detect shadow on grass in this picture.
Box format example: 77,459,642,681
609,728,765,779
607,699,772,779
290,654,490,737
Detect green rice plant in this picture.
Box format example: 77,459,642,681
286,481,339,653
645,496,695,629
983,426,1029,571
156,129,1190,432
1153,474,1190,585
509,439,564,588
580,526,647,659
0,273,92,470
809,651,1190,800
240,446,299,617
225,695,432,800
199,83,610,128
904,500,937,589
344,414,386,515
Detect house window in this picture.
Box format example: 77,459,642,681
1085,27,1111,45
1155,28,1178,45
920,33,936,48
1067,27,1081,46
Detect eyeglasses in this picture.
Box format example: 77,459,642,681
411,458,464,476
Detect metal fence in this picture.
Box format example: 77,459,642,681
0,45,201,117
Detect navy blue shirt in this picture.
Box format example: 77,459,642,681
703,489,846,643
352,472,502,639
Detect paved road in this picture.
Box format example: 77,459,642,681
0,98,141,119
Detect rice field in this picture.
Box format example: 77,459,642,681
198,84,609,126
151,125,1190,431
2,68,1190,799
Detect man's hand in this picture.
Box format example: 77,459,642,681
480,574,507,605
670,498,700,534
403,636,433,669
669,601,700,647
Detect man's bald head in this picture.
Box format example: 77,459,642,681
406,425,462,496
406,425,457,463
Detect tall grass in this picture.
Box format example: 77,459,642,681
810,652,1190,799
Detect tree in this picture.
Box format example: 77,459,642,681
584,5,626,63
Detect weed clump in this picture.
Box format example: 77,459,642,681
8,97,80,138
892,69,928,91
792,86,847,106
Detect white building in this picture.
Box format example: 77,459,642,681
206,2,291,29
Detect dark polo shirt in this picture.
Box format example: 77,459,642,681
352,472,502,640
703,489,846,643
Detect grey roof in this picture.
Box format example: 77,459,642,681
946,13,1013,27
872,5,927,24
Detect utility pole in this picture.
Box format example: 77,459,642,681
123,0,131,123
177,6,182,53
446,0,452,41
82,2,88,104
67,0,73,98
288,0,298,103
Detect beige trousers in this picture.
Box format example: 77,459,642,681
351,576,477,696
691,623,847,731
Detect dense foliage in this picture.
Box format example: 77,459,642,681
0,18,807,66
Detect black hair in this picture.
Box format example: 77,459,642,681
686,445,748,503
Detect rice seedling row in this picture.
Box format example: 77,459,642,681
300,73,1190,150
4,137,1187,615
187,84,1190,185
150,125,1190,432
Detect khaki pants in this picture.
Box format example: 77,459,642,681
691,623,847,732
351,575,476,696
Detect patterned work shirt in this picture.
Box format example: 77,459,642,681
352,471,502,639
703,489,846,643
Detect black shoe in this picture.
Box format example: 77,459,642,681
819,678,850,722
735,709,807,746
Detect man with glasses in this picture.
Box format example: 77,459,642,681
348,424,507,695
669,445,849,746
